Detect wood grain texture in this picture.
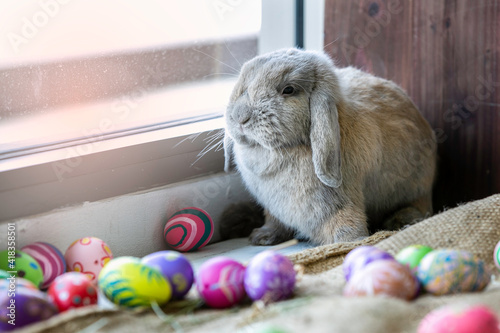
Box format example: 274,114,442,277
324,0,499,211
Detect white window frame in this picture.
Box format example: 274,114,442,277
0,1,324,222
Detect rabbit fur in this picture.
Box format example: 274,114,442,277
224,48,437,246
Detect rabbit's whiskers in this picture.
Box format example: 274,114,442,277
192,129,225,167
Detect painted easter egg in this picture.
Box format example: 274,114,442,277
343,259,419,300
164,207,214,252
0,287,58,331
0,250,44,288
396,245,434,273
21,242,66,289
142,251,194,299
196,256,246,308
343,246,395,281
98,257,172,307
65,237,113,283
48,272,98,312
244,251,296,302
418,305,500,333
416,249,490,295
494,240,500,270
0,277,38,292
0,270,9,279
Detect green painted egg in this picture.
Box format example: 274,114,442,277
0,250,43,288
98,256,172,307
396,245,434,273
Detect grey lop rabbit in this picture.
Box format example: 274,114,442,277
223,48,437,245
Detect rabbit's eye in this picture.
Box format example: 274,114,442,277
282,86,295,96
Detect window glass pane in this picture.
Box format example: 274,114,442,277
0,1,261,156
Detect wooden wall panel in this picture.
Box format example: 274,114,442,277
324,0,500,211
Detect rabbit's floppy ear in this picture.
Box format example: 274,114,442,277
310,82,342,188
224,134,234,172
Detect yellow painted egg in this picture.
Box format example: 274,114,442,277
416,249,490,295
98,257,172,307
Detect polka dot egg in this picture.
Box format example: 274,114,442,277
64,237,113,283
164,207,214,252
48,272,98,312
196,256,246,308
0,250,44,288
21,242,66,289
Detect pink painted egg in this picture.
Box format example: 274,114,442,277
164,207,214,252
21,242,66,289
244,251,296,302
418,305,500,333
48,272,98,312
64,237,113,283
343,259,419,301
196,256,246,308
343,246,395,281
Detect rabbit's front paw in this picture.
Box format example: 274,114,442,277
249,226,292,246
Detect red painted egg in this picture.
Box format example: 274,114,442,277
48,272,98,312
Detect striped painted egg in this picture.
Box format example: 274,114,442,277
164,207,214,252
196,256,246,308
21,242,66,289
98,257,172,308
417,249,490,295
65,237,113,283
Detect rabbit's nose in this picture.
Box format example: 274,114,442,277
234,110,251,125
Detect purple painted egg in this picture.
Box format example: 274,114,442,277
0,286,58,331
343,246,395,281
21,242,66,289
244,251,296,302
196,256,246,308
142,251,194,299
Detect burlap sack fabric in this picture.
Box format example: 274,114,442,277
18,194,500,333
